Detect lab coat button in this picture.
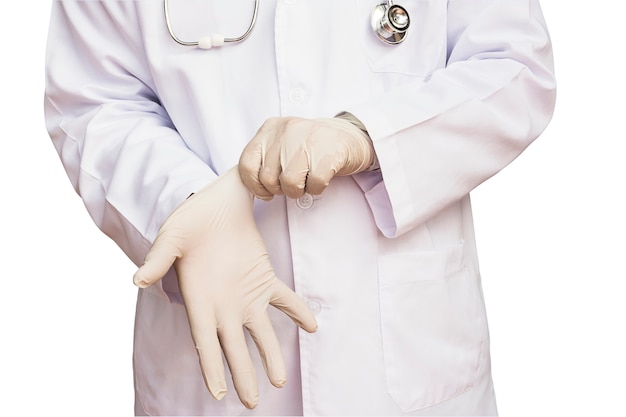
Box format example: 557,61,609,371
288,88,308,104
296,193,314,209
306,300,322,315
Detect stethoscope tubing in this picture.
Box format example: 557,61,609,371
164,0,407,48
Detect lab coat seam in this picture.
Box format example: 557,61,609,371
376,134,417,237
47,93,215,263
45,102,170,299
45,96,80,146
376,247,485,411
46,97,150,263
273,4,288,118
54,141,140,248
360,64,537,241
46,98,109,210
283,199,310,414
132,317,154,417
132,2,164,109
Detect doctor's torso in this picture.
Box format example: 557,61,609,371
132,0,447,173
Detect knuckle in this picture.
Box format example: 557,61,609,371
278,169,302,186
259,168,280,188
238,154,257,172
279,172,305,196
304,172,331,195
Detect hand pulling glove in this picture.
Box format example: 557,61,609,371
132,166,318,409
238,113,377,200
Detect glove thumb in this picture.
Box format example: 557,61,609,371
133,238,180,288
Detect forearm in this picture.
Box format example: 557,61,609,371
350,0,556,237
44,0,217,266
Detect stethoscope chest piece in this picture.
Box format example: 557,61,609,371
371,1,410,45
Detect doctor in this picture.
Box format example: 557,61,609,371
44,0,556,415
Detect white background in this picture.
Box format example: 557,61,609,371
1,1,624,415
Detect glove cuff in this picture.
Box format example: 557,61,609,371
334,112,380,171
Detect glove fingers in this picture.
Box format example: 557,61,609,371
239,140,274,200
259,139,283,197
303,155,336,195
132,238,180,288
279,147,309,198
244,312,287,388
219,324,259,409
192,323,228,402
269,281,318,333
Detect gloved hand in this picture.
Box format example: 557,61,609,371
132,166,318,409
238,114,377,200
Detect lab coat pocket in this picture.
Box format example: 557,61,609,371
356,0,447,76
378,243,485,412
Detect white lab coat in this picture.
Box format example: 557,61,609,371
44,0,556,415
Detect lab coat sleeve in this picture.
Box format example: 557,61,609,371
350,0,556,238
44,1,216,269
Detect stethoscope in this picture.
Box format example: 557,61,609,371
164,0,410,50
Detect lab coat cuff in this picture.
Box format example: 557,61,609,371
146,176,217,241
352,170,397,238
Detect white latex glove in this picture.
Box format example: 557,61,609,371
132,166,317,409
238,114,377,200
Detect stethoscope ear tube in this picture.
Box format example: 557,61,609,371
164,0,259,49
371,1,411,45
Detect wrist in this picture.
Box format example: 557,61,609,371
334,112,379,171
